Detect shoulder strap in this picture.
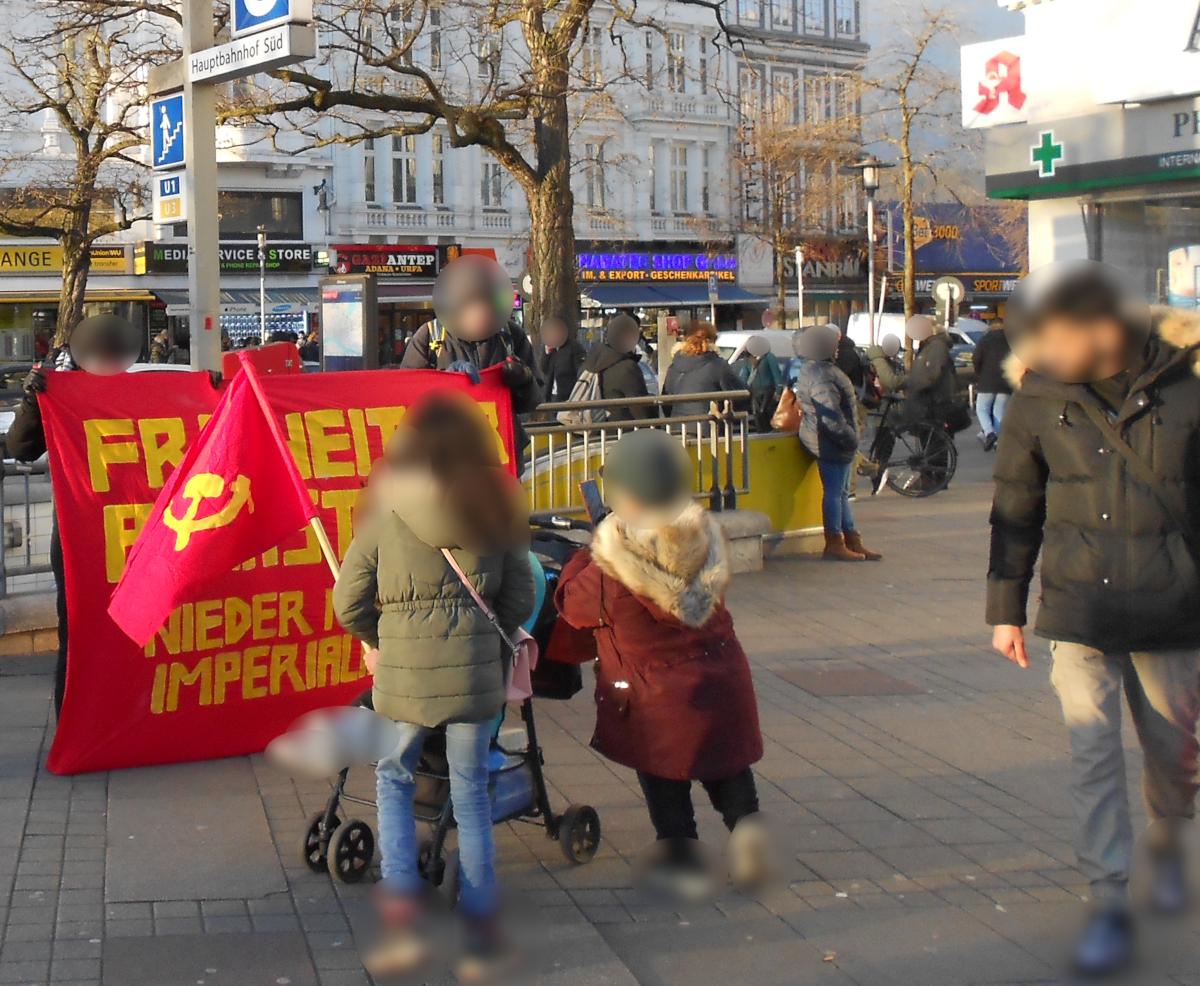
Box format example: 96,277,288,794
1077,401,1197,552
441,547,516,655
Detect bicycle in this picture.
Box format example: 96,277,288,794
860,395,959,498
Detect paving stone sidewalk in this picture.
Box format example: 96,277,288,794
2,441,1198,985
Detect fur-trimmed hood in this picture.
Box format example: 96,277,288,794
589,503,730,628
1003,306,1200,391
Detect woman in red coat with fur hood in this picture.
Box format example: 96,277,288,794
556,430,766,892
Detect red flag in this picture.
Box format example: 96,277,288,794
108,355,317,646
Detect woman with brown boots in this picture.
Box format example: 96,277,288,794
793,325,882,561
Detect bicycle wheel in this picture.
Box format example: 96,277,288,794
884,422,957,498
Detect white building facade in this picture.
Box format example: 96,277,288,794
0,0,868,359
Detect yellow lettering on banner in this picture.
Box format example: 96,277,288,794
103,502,153,583
213,651,240,704
324,589,336,631
166,657,212,711
150,663,168,714
475,402,510,466
284,412,313,479
194,599,223,651
283,491,321,567
251,592,278,639
278,591,312,637
305,409,354,478
366,406,406,448
270,643,304,694
316,636,341,688
321,488,359,559
242,646,270,699
347,408,373,477
84,418,139,493
224,596,251,646
137,417,187,489
197,414,211,431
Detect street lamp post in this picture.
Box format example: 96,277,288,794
842,156,894,346
256,225,267,343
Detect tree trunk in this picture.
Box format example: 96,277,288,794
523,56,579,342
55,235,91,347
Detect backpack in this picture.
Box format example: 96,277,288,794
556,368,607,425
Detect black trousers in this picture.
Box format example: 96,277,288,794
636,769,759,842
50,519,67,718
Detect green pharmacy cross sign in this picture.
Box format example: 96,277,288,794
1031,131,1064,178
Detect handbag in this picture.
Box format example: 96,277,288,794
441,548,539,703
771,386,802,432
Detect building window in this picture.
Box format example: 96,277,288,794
834,0,857,36
479,37,501,83
738,64,761,121
218,190,305,239
431,133,446,205
429,3,442,72
804,0,826,34
644,31,655,90
581,23,604,86
584,141,607,209
772,0,794,31
670,143,689,214
698,36,710,94
738,0,762,26
701,145,711,214
391,135,417,204
836,172,857,232
648,144,657,214
667,32,686,93
804,72,828,122
770,70,797,123
363,138,376,203
831,76,855,120
481,157,504,207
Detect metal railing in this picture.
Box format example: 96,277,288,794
0,459,54,598
524,391,751,520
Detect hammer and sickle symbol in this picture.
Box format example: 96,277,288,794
163,473,255,552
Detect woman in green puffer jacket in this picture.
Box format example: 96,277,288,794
333,391,534,979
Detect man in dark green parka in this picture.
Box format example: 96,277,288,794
987,260,1200,978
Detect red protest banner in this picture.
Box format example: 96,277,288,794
39,366,516,775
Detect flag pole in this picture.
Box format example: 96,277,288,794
309,516,340,580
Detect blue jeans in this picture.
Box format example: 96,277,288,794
976,392,1009,437
816,459,855,535
376,719,496,917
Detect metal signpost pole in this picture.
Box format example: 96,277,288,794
257,225,267,341
182,0,221,371
794,246,804,329
866,194,876,347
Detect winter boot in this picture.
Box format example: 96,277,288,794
1072,907,1134,978
823,532,865,562
362,888,432,979
728,813,773,891
844,530,882,561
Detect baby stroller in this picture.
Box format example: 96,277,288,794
298,520,600,892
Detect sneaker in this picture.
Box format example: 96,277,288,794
1149,852,1189,915
1072,908,1133,978
363,891,432,979
454,915,516,984
728,813,773,891
983,432,999,452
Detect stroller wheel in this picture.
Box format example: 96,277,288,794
327,818,375,883
417,838,445,887
300,811,340,873
558,805,601,865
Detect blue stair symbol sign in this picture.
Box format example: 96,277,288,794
151,93,185,171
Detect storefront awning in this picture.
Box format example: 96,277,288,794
582,283,770,309
153,287,319,312
0,288,156,303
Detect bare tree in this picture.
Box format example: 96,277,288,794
0,11,158,344
733,67,861,327
864,0,962,321
218,0,732,333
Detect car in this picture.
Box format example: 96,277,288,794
715,329,797,364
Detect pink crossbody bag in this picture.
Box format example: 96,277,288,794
441,549,539,702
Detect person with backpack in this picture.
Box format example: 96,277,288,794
555,430,768,899
400,255,539,416
573,314,654,422
536,315,585,404
987,261,1200,977
735,335,784,432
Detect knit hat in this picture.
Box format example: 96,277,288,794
1005,260,1150,343
795,324,839,361
601,429,692,509
905,315,936,343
